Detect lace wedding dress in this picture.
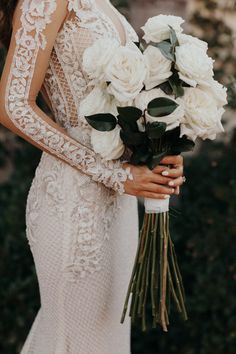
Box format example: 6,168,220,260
0,0,140,353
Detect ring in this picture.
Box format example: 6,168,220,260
183,176,187,183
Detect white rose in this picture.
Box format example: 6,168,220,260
79,86,118,119
141,15,184,44
177,33,208,52
105,45,147,102
180,87,225,141
91,126,125,161
200,79,228,108
135,88,184,131
175,43,214,87
82,38,119,83
144,46,172,90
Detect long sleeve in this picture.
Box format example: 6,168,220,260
0,0,133,195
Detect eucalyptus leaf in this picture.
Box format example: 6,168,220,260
153,41,175,61
85,113,117,131
147,97,179,117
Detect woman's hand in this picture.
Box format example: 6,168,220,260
123,155,184,199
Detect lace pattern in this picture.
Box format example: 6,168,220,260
5,0,139,281
63,174,120,280
4,0,134,195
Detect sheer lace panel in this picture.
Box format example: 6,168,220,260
3,0,134,195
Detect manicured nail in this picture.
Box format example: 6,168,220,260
164,195,170,199
162,170,169,176
168,181,174,186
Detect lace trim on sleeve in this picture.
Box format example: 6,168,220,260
4,0,133,195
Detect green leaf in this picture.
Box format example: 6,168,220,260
147,151,168,170
169,26,179,49
153,41,175,61
159,81,173,95
134,41,145,53
165,126,181,143
120,130,147,147
171,136,195,154
85,113,117,131
146,121,167,139
130,148,151,165
117,106,143,122
168,69,185,98
169,76,184,98
147,97,179,117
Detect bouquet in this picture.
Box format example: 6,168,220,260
80,15,227,332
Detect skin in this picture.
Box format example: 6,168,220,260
0,3,185,198
123,155,184,199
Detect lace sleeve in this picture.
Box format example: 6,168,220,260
0,0,133,195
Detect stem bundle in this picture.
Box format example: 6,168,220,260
120,211,188,332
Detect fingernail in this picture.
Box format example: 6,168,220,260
164,195,170,199
162,171,169,176
171,188,175,193
168,181,174,186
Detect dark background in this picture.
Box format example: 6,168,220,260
0,0,236,353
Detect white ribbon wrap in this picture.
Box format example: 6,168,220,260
144,197,170,214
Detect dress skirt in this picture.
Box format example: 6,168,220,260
20,151,139,354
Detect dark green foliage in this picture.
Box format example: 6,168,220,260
85,113,117,131
147,97,179,118
1,1,236,353
132,137,236,354
1,128,235,354
118,106,142,124
0,136,41,354
153,41,175,62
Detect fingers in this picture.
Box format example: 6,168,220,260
159,155,183,166
160,165,184,178
141,183,176,195
138,191,171,199
151,164,170,174
167,176,185,187
148,172,176,185
174,186,180,195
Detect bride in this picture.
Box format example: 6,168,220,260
0,0,185,353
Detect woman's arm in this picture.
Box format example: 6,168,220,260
0,0,133,195
0,0,184,198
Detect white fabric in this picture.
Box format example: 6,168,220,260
1,0,140,352
144,197,170,213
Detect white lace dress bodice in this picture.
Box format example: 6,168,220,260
0,0,140,353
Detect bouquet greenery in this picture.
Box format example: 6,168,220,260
80,14,227,331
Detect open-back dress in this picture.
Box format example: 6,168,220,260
0,0,139,352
